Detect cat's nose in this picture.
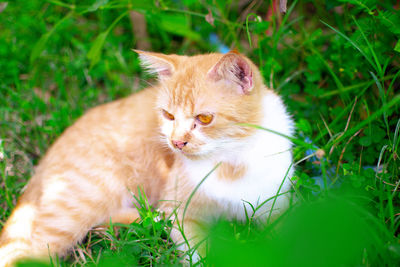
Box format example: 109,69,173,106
172,140,187,150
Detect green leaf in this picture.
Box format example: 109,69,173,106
30,32,51,65
45,0,75,9
377,10,400,35
337,0,376,14
130,0,155,11
253,21,270,34
321,20,377,73
30,11,73,65
159,13,201,41
370,124,386,143
85,0,109,12
183,0,198,5
359,136,372,146
305,71,321,83
395,40,400,53
86,11,128,68
87,31,108,68
328,95,400,149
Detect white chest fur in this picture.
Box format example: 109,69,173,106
183,92,294,219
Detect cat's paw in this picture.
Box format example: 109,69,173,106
177,243,202,266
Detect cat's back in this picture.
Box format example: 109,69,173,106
22,86,167,202
44,86,159,158
65,86,158,143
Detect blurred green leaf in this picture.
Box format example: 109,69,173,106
337,0,376,14
130,0,155,11
87,11,128,68
30,11,73,65
159,13,201,41
359,135,372,146
395,40,400,53
87,31,108,68
208,195,392,267
86,0,109,12
253,21,270,34
377,10,400,35
297,118,312,135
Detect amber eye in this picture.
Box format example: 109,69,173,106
196,113,214,125
162,109,175,121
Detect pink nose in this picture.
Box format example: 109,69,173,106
172,140,187,150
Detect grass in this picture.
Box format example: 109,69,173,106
1,0,400,266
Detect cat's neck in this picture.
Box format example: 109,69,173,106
176,90,293,218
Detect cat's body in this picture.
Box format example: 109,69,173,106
0,51,294,266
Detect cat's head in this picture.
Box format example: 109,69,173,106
136,50,265,159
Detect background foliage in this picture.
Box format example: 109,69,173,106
0,0,399,266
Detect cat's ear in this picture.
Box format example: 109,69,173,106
134,50,175,79
207,51,254,95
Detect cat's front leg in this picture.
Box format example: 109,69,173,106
169,216,204,265
161,192,210,264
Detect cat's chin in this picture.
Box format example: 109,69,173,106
167,140,222,160
181,152,208,160
166,142,210,158
173,149,210,160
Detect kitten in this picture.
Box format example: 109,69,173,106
0,51,294,266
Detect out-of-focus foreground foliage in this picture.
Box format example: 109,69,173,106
0,0,399,266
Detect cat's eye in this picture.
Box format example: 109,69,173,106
196,113,214,125
162,109,175,121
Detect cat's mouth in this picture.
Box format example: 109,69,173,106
169,142,202,157
174,146,213,160
173,146,198,155
179,149,209,160
166,137,211,158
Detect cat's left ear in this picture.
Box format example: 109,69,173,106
207,51,254,95
134,50,175,79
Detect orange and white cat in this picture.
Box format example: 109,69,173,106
0,50,294,266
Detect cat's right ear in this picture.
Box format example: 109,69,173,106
207,52,254,95
133,50,175,79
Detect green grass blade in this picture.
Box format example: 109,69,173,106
395,40,400,52
387,70,400,98
180,162,221,262
45,0,75,9
87,11,128,68
0,140,13,211
267,163,293,224
319,74,395,98
321,20,377,72
370,71,389,133
327,95,400,149
393,118,400,153
30,11,74,65
314,97,360,143
241,123,317,150
182,163,221,228
310,47,345,97
352,16,383,76
245,13,257,48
